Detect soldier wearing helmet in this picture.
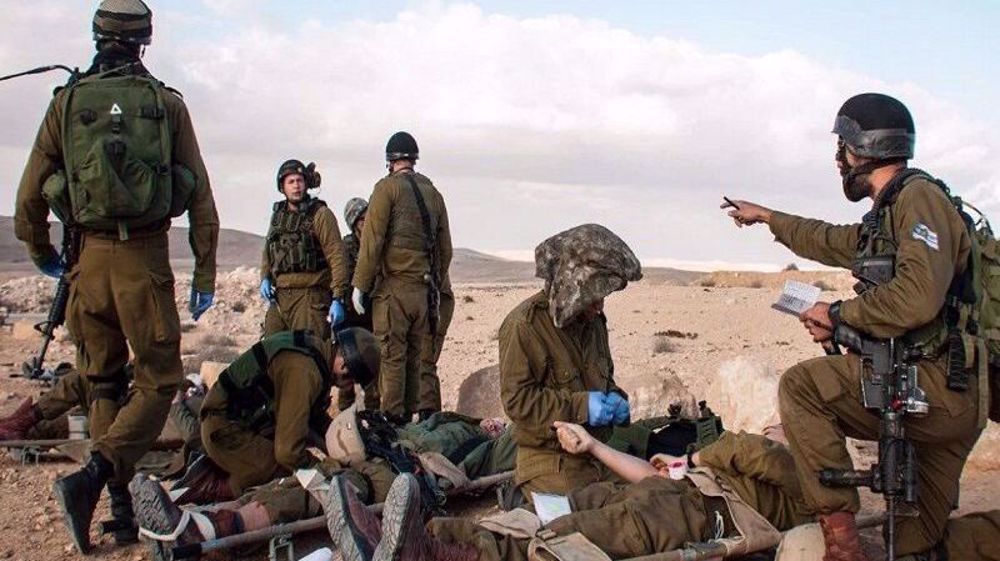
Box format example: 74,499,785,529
13,0,220,552
725,93,984,560
260,159,350,341
351,132,453,424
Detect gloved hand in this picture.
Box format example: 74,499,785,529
32,245,63,279
605,391,630,425
587,392,613,426
352,287,367,315
259,278,275,302
328,299,346,327
189,288,214,321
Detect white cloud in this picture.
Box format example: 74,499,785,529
1,2,997,270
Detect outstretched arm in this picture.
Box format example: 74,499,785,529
553,421,658,484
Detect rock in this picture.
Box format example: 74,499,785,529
456,364,503,419
707,356,781,433
11,321,39,342
967,424,1000,471
200,361,229,388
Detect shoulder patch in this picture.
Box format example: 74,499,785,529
911,222,939,251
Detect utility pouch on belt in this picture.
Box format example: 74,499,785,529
527,532,612,561
404,174,441,333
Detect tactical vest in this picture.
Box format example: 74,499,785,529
265,199,328,277
215,330,332,433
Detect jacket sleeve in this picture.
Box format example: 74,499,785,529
499,316,590,446
169,95,219,294
838,183,965,338
314,206,349,299
436,194,453,288
14,97,63,258
260,239,271,282
698,431,800,494
271,353,324,471
352,180,391,293
768,211,861,270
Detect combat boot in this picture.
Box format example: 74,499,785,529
130,473,242,561
102,481,138,545
0,397,40,440
326,474,381,561
374,473,479,561
53,451,115,554
171,454,236,505
818,512,868,561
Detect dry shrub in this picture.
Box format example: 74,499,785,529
698,277,717,288
462,295,475,304
748,280,764,289
201,333,238,348
651,335,677,354
654,329,698,340
782,262,799,271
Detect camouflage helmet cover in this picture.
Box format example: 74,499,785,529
344,197,369,231
93,0,153,45
534,223,642,328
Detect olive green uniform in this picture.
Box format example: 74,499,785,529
769,176,983,556
14,82,219,480
353,170,452,419
261,201,348,341
200,344,330,495
29,370,91,439
419,279,454,412
500,291,624,497
428,431,810,561
341,232,374,331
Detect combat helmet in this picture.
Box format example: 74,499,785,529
276,159,321,192
385,131,419,162
93,0,153,45
325,403,367,466
344,198,369,232
336,327,380,387
832,93,915,160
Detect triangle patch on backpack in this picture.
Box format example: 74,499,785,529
109,103,123,115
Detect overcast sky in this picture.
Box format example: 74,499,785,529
1,1,997,271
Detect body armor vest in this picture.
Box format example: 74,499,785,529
215,330,332,434
265,198,328,277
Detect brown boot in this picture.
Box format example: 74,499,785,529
327,474,381,561
130,474,242,561
0,397,40,440
374,473,478,561
819,512,868,561
171,455,236,505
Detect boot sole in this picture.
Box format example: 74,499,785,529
129,474,178,561
326,476,374,561
53,476,93,555
373,474,419,561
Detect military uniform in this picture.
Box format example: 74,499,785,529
419,277,454,413
336,229,380,411
500,291,624,497
353,170,452,420
771,174,983,556
427,431,810,561
261,199,348,341
199,331,332,494
15,64,218,481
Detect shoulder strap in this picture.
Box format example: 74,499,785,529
404,175,438,271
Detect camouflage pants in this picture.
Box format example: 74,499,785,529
66,232,182,478
262,285,332,341
419,290,454,413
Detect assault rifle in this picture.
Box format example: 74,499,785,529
19,227,80,384
819,324,929,561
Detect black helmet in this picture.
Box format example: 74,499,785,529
336,328,380,386
93,0,153,46
385,131,419,162
832,93,914,160
276,159,321,192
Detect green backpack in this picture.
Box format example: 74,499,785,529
43,70,193,239
964,205,1000,423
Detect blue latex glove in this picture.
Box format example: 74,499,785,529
33,246,63,279
259,278,275,302
587,392,613,426
189,288,214,321
605,391,631,425
328,299,346,327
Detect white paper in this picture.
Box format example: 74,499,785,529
295,468,330,503
531,492,572,525
772,280,821,316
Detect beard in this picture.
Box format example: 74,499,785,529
841,170,871,202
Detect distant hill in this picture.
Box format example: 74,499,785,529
0,216,701,284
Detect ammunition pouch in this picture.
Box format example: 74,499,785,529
528,531,612,561
265,199,328,277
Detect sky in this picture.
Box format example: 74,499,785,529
0,1,998,271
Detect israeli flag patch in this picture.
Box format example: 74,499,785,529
912,223,939,251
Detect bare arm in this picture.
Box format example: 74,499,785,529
553,421,658,484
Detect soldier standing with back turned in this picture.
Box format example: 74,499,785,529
260,159,349,340
13,0,219,553
352,132,452,424
726,93,985,560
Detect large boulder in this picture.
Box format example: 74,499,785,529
456,364,504,419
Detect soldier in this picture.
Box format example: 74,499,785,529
725,93,985,560
260,159,349,340
170,328,380,504
419,261,454,420
500,224,641,501
351,132,452,423
13,0,219,552
342,197,373,331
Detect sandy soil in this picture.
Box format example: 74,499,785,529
0,269,996,560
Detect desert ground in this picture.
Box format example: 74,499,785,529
0,267,997,560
